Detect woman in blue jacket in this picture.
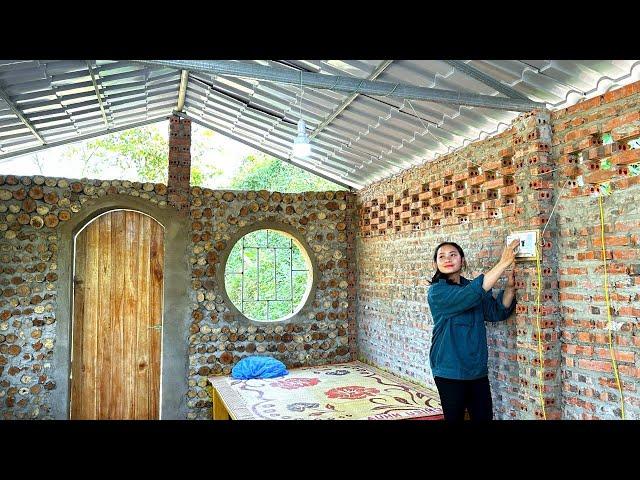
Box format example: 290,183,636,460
427,239,519,420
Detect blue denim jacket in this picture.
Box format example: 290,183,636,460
427,274,516,380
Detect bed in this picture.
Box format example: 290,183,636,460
208,361,443,420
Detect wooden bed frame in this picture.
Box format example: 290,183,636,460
209,361,443,420
212,387,232,420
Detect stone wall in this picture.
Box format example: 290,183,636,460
186,187,357,419
0,174,356,419
0,176,171,419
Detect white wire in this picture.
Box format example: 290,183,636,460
299,70,303,120
383,82,400,97
541,178,570,239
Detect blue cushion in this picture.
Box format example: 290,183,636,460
231,356,289,380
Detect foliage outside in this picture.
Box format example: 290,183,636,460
62,124,222,185
47,123,346,192
228,153,345,192
224,229,311,322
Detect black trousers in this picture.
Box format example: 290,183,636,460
433,376,493,421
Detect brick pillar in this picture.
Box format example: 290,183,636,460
345,191,358,360
168,115,191,212
512,109,562,419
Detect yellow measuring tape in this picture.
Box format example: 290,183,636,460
597,193,626,419
534,243,547,420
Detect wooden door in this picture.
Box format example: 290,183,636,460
71,210,164,419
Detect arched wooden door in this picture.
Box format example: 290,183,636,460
70,210,164,419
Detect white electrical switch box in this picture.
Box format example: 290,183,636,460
506,230,539,260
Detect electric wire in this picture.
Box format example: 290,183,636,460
534,240,547,420
597,194,626,419
533,175,627,420
530,178,569,420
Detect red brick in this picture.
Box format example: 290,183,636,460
592,235,629,247
577,359,613,372
564,124,600,143
583,169,616,185
610,148,640,165
483,160,503,171
483,178,505,190
594,348,635,363
617,306,640,317
603,111,640,132
612,175,640,190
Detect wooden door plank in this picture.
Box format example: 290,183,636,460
97,213,113,419
82,219,100,419
71,209,164,420
124,211,140,419
70,232,86,419
149,219,164,420
135,214,151,419
110,210,126,419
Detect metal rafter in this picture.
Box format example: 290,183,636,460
310,60,394,139
0,85,45,144
86,60,110,127
444,60,530,100
136,60,544,112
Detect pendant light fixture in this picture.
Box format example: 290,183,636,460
292,71,311,157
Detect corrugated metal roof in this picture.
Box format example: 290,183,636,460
1,59,639,189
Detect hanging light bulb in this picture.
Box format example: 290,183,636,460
292,72,311,158
293,118,311,157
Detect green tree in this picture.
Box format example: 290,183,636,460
229,153,345,192
62,123,223,185
224,229,311,322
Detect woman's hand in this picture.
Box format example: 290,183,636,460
482,239,520,292
506,269,515,288
500,239,520,267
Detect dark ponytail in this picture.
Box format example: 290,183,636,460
428,242,466,285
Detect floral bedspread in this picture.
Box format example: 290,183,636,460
209,361,443,420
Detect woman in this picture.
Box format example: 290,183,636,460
427,239,519,421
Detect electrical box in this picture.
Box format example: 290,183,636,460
506,230,539,260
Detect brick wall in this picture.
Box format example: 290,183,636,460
552,82,640,419
168,116,191,212
356,80,640,420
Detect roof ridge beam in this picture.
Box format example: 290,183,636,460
136,60,544,112
444,60,530,101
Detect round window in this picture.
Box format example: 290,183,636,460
223,229,313,322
